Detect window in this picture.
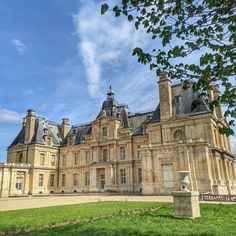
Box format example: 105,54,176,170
40,153,45,166
174,129,185,141
85,172,90,186
137,145,141,159
68,137,73,146
120,169,126,184
86,151,90,163
103,149,108,162
102,127,108,137
50,174,54,187
73,173,79,186
62,155,66,166
18,153,23,163
138,168,142,183
120,146,125,160
61,174,66,187
74,153,79,165
51,155,56,166
16,176,23,190
46,137,51,146
38,174,44,187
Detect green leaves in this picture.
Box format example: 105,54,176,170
101,0,236,136
101,3,109,15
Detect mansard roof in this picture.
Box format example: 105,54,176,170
9,82,212,148
8,118,62,148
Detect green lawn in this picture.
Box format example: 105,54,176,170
0,201,162,232
1,202,236,236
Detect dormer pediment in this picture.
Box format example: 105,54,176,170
9,143,26,150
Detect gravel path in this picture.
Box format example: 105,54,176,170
0,194,173,211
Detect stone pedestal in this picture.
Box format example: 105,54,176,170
172,191,201,219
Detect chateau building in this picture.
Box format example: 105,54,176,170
0,72,235,197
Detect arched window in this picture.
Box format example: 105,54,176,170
174,129,185,141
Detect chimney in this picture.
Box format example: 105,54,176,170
61,118,70,138
22,117,26,127
158,72,172,121
213,85,223,118
24,109,36,144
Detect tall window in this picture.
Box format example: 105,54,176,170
74,153,79,165
50,174,54,187
73,173,79,186
18,153,23,163
120,169,126,184
38,174,44,187
103,149,108,162
102,127,108,137
40,153,45,166
138,168,142,183
62,155,66,166
137,145,141,159
85,172,90,186
61,174,66,187
86,151,90,163
120,146,125,160
51,155,56,166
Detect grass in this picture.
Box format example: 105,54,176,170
1,202,236,235
0,201,162,231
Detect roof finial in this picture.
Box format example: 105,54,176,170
109,85,112,91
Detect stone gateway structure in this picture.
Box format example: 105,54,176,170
0,72,235,197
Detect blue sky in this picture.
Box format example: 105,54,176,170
0,0,159,161
0,0,235,162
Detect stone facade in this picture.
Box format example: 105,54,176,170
0,72,235,197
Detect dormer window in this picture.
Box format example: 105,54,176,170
18,153,23,163
46,137,51,146
43,128,49,135
68,137,73,146
102,127,108,137
175,95,182,115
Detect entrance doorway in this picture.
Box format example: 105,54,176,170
162,164,174,189
16,176,24,195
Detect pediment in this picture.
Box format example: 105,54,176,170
9,143,25,150
93,114,119,124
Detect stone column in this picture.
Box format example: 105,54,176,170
142,149,154,194
189,146,198,191
89,167,97,191
223,158,231,194
0,166,11,197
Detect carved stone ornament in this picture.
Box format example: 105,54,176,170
160,158,173,164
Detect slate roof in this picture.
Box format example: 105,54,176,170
8,118,62,148
9,83,211,148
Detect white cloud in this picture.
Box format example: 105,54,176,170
0,108,23,123
73,0,149,99
11,39,27,55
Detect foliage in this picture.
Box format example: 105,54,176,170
16,203,236,235
101,0,236,135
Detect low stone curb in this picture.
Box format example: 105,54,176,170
1,204,168,235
